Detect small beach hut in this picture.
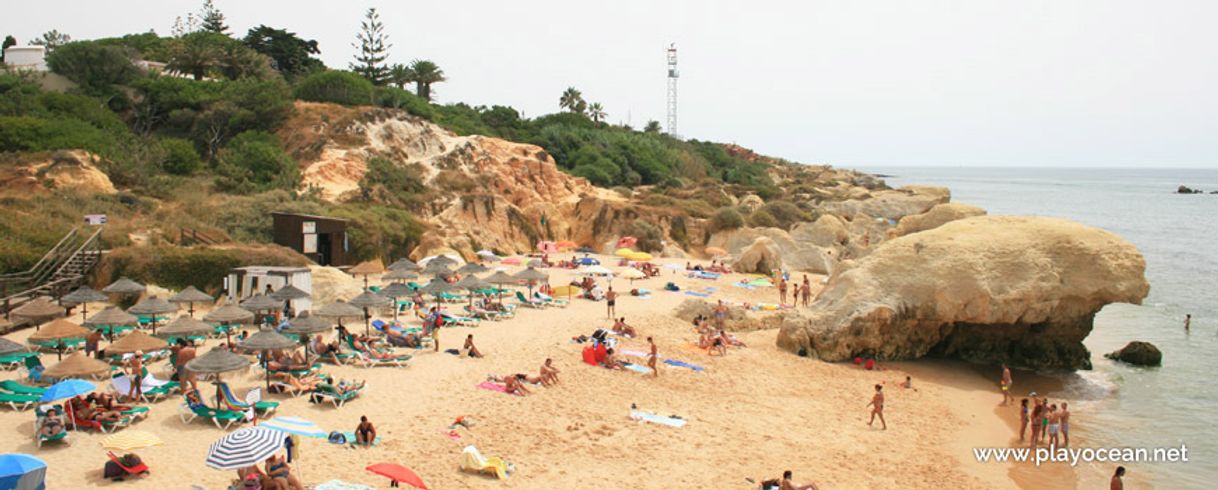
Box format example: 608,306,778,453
168,286,214,317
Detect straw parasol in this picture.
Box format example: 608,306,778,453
156,315,215,340
619,268,646,281
427,255,458,267
418,280,453,308
377,283,413,321
348,290,390,335
283,312,331,336
102,277,146,296
127,296,178,334
186,347,252,406
0,338,28,356
456,262,489,275
105,330,168,356
61,286,109,321
388,258,419,272
484,271,517,304
349,259,386,288
168,286,214,317
239,330,298,391
383,268,418,283
514,267,549,297
240,294,280,313
454,275,491,307
422,260,453,277
83,306,139,339
43,351,109,379
203,305,254,344
29,318,88,359
10,298,64,326
270,284,310,301
314,301,364,329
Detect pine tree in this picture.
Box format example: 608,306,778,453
200,0,228,34
350,7,392,85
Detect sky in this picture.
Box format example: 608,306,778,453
7,0,1218,168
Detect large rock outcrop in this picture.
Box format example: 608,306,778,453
819,186,949,221
777,216,1149,370
1105,341,1162,366
891,202,987,237
0,150,116,195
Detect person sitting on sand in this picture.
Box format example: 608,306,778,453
779,470,819,490
355,415,377,447
867,384,886,430
602,348,625,369
540,358,560,386
719,330,746,347
705,332,727,356
39,408,65,437
612,317,637,338
239,465,283,490
464,334,483,358
901,376,913,389
504,374,532,396
265,455,304,490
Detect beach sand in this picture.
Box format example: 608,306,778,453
0,255,1089,489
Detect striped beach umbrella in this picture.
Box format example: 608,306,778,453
205,427,285,471
260,416,327,438
101,430,163,451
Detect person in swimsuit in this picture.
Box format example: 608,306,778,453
1111,466,1125,490
265,455,303,490
1040,397,1050,444
1019,398,1030,442
1061,402,1071,447
355,415,377,447
1029,399,1044,448
778,278,788,305
606,287,617,318
779,470,820,490
709,335,727,356
127,352,144,401
464,334,483,358
612,317,637,338
1000,363,1014,405
1047,404,1061,447
1184,314,1191,332
867,384,886,430
647,337,659,378
540,358,561,385
39,408,65,437
713,301,728,329
602,348,625,369
504,373,532,396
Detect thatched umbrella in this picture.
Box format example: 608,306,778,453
348,259,385,288
484,271,517,305
0,338,29,356
43,351,109,380
203,305,254,344
240,294,282,327
378,282,413,321
29,319,90,360
239,330,298,391
84,306,139,340
347,290,390,335
314,301,364,330
105,330,168,356
388,258,419,272
382,268,418,283
428,255,458,268
156,315,215,342
61,286,109,321
284,312,331,336
456,262,489,275
185,348,252,407
454,275,491,308
422,260,453,278
11,298,65,327
127,296,178,334
269,285,310,318
514,267,550,297
419,280,453,308
102,278,146,296
168,286,214,318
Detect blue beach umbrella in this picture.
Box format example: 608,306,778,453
575,257,600,266
39,379,95,402
0,454,47,490
260,416,327,438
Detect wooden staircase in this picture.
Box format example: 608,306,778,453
1,226,106,320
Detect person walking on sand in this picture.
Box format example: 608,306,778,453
1111,466,1125,490
1000,363,1013,405
647,337,659,377
1019,398,1030,442
1061,402,1071,447
778,278,788,305
606,286,618,319
867,384,886,430
126,351,144,401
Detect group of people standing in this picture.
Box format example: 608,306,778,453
776,274,813,307
1001,364,1072,448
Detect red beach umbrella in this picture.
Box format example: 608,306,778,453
366,463,428,489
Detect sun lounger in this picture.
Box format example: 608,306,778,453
30,338,84,352
353,351,411,368
66,403,132,432
532,292,568,307
310,382,364,408
35,404,69,447
217,383,278,415
440,312,479,327
514,291,545,308
1,379,46,396
106,451,150,480
0,351,39,371
179,390,246,429
0,391,41,410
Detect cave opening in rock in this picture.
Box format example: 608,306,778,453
924,321,1093,371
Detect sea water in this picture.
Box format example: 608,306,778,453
864,167,1218,488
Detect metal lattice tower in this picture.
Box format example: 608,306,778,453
666,43,679,137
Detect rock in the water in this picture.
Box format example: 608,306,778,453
777,216,1149,370
1177,185,1202,194
892,202,987,237
732,237,784,274
1105,341,1162,366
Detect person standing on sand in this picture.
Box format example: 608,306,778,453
1000,363,1013,405
1029,398,1044,448
800,281,811,307
713,300,728,330
1046,404,1061,448
867,384,886,430
778,278,788,305
1061,402,1071,447
1111,466,1125,490
647,337,659,377
1019,398,1030,442
606,286,617,319
126,351,144,401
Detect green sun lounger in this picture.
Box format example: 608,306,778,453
0,352,40,370
0,391,41,410
179,392,246,429
30,338,85,352
140,381,181,403
310,383,364,407
1,379,47,396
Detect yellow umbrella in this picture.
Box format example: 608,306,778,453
628,252,653,261
101,430,163,451
614,248,635,258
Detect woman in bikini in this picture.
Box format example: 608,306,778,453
265,455,303,490
867,384,886,430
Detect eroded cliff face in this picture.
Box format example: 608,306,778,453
776,216,1150,370
0,150,116,195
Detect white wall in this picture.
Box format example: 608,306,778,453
3,46,47,71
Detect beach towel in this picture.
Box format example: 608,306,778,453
684,291,710,297
630,409,687,428
110,374,169,395
341,431,382,446
477,382,509,394
620,349,651,358
623,363,652,375
314,480,376,490
664,359,706,372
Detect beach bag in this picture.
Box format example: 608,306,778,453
327,431,347,444
104,461,125,479
664,282,679,291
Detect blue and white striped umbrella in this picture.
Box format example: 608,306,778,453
204,427,285,470
259,416,327,438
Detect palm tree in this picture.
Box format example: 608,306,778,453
643,120,662,133
388,63,413,90
559,87,586,114
588,102,607,123
408,59,445,101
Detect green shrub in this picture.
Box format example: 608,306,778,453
328,203,426,262
213,131,299,194
759,200,809,230
98,245,308,292
293,70,374,106
374,86,435,120
747,209,779,228
710,207,744,232
626,220,664,252
159,137,202,175
45,41,138,96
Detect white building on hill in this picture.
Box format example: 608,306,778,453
3,46,48,71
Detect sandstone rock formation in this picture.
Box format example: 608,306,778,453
1105,341,1162,366
891,202,987,237
777,216,1149,370
0,150,116,195
732,237,784,273
820,186,949,221
790,215,848,248
672,299,784,332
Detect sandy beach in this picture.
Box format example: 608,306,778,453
1,256,1082,489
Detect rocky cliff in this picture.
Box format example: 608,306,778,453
776,216,1149,370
